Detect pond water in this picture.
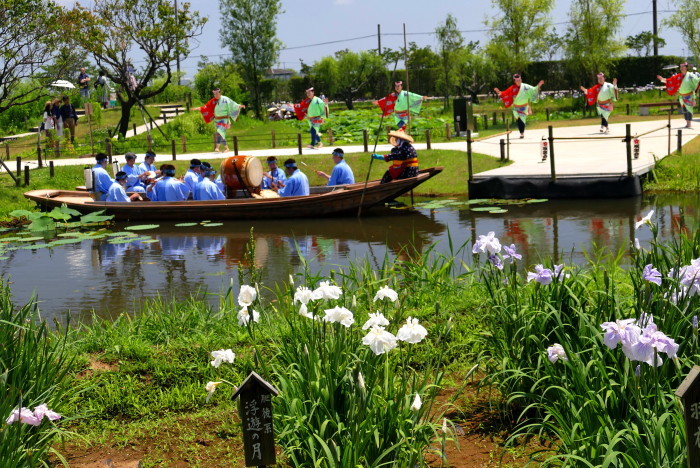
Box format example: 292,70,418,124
1,193,698,321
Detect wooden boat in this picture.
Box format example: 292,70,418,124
24,167,443,221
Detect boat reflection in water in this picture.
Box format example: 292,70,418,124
4,193,700,321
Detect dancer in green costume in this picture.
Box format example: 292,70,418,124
494,74,544,139
580,73,618,134
657,62,700,129
212,88,245,153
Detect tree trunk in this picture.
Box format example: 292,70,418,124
470,90,480,105
344,95,354,110
117,99,137,137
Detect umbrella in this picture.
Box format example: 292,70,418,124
50,80,75,89
662,64,679,70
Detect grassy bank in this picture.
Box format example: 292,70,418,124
644,134,700,192
0,149,509,221
2,214,698,466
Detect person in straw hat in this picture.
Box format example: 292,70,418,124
372,129,419,184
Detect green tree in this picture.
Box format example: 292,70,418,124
664,0,700,60
69,0,206,137
219,0,283,119
564,0,626,77
625,31,667,57
485,0,555,72
193,60,247,103
312,50,385,110
454,45,496,104
0,0,68,114
435,14,464,110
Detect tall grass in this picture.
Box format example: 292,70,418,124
0,280,74,466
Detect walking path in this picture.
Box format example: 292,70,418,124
1,118,697,177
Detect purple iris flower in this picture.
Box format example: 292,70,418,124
642,264,662,286
527,265,553,285
694,316,698,329
488,254,504,270
502,244,522,263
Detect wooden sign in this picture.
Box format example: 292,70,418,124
232,372,280,467
84,102,93,116
676,365,700,468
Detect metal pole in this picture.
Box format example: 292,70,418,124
377,24,381,53
175,0,181,85
626,124,633,177
667,109,671,156
403,23,411,134
467,129,473,182
548,125,556,181
652,0,658,56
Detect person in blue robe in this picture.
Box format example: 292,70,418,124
261,156,286,189
106,171,140,202
272,159,309,197
194,164,226,200
92,153,114,201
316,148,355,185
121,152,147,192
152,164,190,201
183,158,203,196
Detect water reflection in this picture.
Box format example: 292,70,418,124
3,194,700,321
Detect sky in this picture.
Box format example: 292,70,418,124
59,0,688,78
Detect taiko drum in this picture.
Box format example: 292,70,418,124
219,155,263,191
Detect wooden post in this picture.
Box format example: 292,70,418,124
232,372,280,467
233,136,239,155
176,107,180,117
16,156,21,180
213,133,217,150
678,129,683,155
499,139,505,161
133,123,137,137
466,129,473,182
297,133,302,155
362,129,368,152
105,139,113,164
546,108,550,121
328,128,334,145
37,146,43,168
506,120,510,161
548,125,556,181
55,143,60,160
676,365,700,468
5,144,8,161
163,114,167,124
425,129,431,149
626,103,630,116
49,161,54,178
492,112,497,125
501,112,506,124
147,135,153,152
668,109,672,156
483,115,488,130
626,124,632,178
171,139,176,160
445,122,451,140
24,165,29,186
182,135,187,153
271,130,276,149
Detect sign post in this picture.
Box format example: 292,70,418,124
676,365,700,467
232,372,280,467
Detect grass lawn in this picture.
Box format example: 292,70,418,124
644,134,700,191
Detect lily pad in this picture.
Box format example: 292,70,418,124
525,199,548,204
489,209,509,214
124,224,160,231
17,237,46,242
467,199,490,205
48,238,86,246
139,239,160,244
56,232,85,238
174,223,198,227
0,257,8,260
471,207,500,212
20,244,49,250
203,223,223,227
107,231,139,237
108,238,138,244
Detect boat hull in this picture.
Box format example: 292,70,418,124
24,167,443,221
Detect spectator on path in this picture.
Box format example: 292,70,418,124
77,67,90,99
95,71,109,109
42,101,55,147
59,96,78,144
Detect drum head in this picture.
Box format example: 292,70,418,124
242,157,263,187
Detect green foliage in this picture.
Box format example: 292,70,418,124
485,0,555,72
0,280,74,466
664,0,700,60
626,31,667,57
193,61,247,104
564,0,627,76
219,0,283,118
475,226,699,466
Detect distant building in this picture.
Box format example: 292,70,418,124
265,68,295,81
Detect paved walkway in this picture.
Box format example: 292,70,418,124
1,117,697,177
